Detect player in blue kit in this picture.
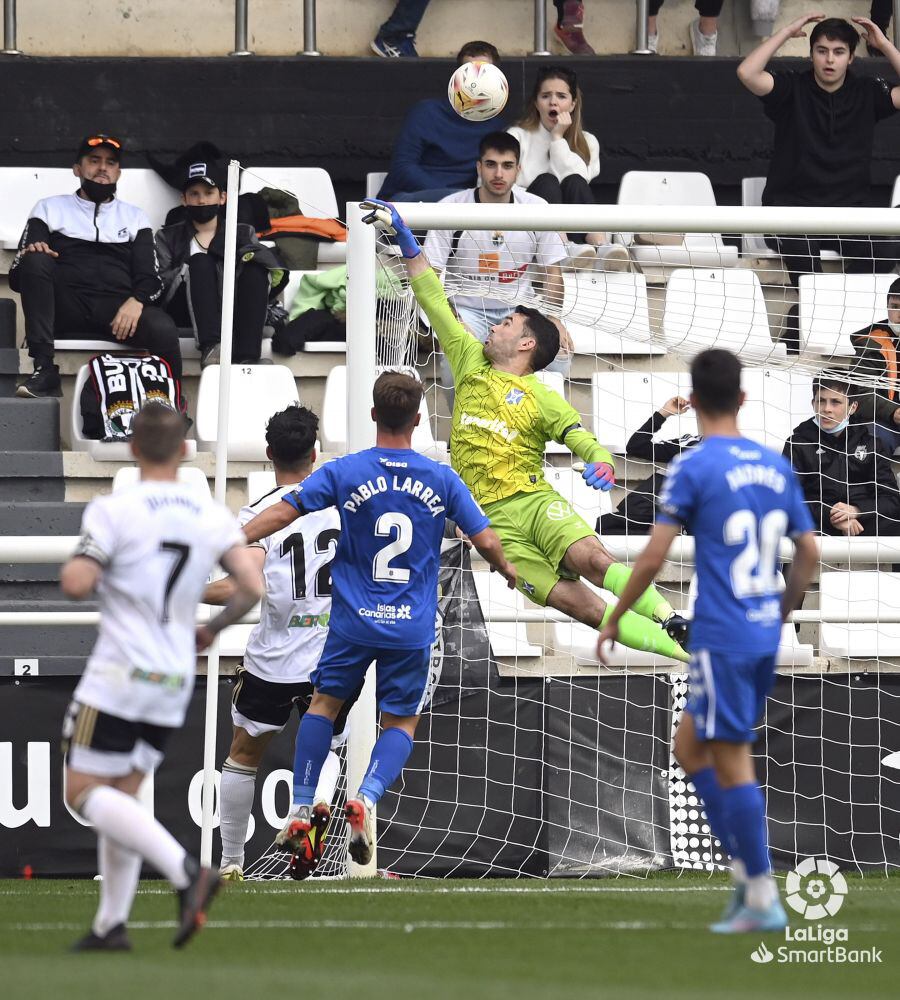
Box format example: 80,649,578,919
598,349,818,934
242,371,516,864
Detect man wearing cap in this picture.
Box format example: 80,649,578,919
155,158,283,368
10,134,182,399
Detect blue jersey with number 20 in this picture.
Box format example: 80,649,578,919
284,448,489,649
658,436,814,655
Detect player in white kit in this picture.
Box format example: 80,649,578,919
60,403,262,951
207,404,356,881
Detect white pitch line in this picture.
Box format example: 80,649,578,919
5,919,704,932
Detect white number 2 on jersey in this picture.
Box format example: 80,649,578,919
724,508,787,599
372,512,413,583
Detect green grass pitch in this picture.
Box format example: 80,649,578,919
2,872,899,1000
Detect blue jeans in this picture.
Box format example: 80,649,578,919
379,0,431,37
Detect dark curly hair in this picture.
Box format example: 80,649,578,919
265,404,318,469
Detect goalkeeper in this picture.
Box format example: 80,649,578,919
361,199,688,662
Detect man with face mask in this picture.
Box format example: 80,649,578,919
10,134,182,398
783,375,900,536
155,159,283,368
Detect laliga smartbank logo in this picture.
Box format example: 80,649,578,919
749,857,883,966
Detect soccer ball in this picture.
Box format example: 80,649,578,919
448,61,509,122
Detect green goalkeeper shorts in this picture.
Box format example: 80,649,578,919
484,489,595,607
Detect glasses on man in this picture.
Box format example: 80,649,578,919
85,135,122,149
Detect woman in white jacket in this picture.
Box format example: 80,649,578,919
507,65,629,270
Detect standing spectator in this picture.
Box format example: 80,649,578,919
552,1,595,55
371,0,431,58
848,276,900,450
11,134,181,399
378,40,503,202
737,14,900,287
507,65,630,270
423,131,571,387
867,0,894,55
155,157,283,368
783,375,900,536
647,0,722,55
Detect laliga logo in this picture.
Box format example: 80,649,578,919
750,942,775,964
784,857,848,920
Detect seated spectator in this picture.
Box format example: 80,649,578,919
155,157,285,367
371,0,430,58
11,134,181,399
552,1,594,55
507,66,630,270
867,0,894,55
783,375,900,536
737,15,900,288
422,131,572,387
647,0,722,55
599,396,700,535
848,276,900,451
378,40,503,202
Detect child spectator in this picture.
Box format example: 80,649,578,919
848,276,900,451
783,375,900,536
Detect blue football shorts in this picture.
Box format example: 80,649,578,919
311,631,434,717
685,648,777,743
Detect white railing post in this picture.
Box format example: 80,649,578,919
230,0,253,56
634,0,651,54
300,0,321,56
531,0,550,56
2,0,21,54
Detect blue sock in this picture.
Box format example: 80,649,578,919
689,766,734,858
722,783,770,878
292,713,335,807
357,727,414,806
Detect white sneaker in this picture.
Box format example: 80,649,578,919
593,244,633,273
565,241,597,271
690,19,717,56
219,862,244,882
647,31,658,54
345,797,374,866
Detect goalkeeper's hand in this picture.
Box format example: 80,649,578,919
360,198,421,259
580,461,616,492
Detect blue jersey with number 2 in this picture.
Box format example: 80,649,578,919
658,436,814,654
284,448,489,649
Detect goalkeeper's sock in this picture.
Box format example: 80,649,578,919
357,727,414,806
601,605,689,662
93,834,142,937
292,713,335,809
602,563,675,624
722,782,773,905
688,766,733,859
219,757,257,867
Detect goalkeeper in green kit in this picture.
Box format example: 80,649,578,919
361,199,688,662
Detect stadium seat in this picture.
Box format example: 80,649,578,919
70,363,198,461
616,171,739,278
320,365,447,461
472,571,541,658
542,466,612,527
891,175,900,208
279,270,347,353
662,268,786,362
195,364,300,460
240,166,345,265
562,271,664,356
592,370,692,454
739,367,812,451
535,370,568,455
366,172,387,199
247,470,277,504
54,336,201,362
798,273,897,356
740,177,778,259
819,571,900,658
112,464,211,498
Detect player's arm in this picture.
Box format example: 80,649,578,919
468,526,517,589
203,546,266,605
596,522,681,663
736,12,824,96
61,502,113,599
60,557,103,600
242,500,300,544
852,19,900,108
197,544,264,652
781,530,818,624
537,384,616,491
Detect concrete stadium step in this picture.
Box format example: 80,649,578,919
0,654,89,677
0,346,18,397
0,452,65,501
0,575,67,601
0,397,60,449
0,499,85,534
0,622,96,657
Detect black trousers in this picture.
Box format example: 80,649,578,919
165,253,269,363
11,251,182,380
646,0,723,16
528,173,597,243
765,233,900,288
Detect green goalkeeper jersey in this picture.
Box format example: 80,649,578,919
411,268,613,507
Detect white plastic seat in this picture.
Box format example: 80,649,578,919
820,571,900,658
542,466,612,528
891,175,900,208
535,370,568,455
320,365,447,461
562,271,664,356
472,572,541,658
739,367,812,451
662,268,785,362
740,178,778,259
54,336,201,361
195,364,299,460
70,364,197,461
798,273,897,356
112,464,211,498
279,270,347,354
241,166,345,265
592,370,692,454
366,172,387,199
115,170,181,229
247,470,278,504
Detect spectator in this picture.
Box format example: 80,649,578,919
371,0,431,58
552,1,594,55
507,65,630,270
155,157,284,368
422,131,572,388
867,0,894,56
848,276,900,450
378,40,503,202
737,14,900,287
599,396,701,535
783,375,900,536
10,134,181,399
647,0,722,55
